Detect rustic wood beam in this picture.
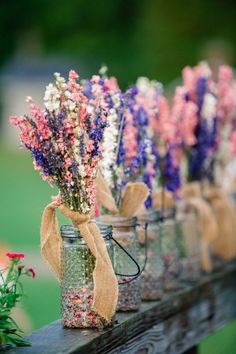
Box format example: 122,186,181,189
3,262,236,354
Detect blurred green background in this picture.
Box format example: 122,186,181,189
0,0,236,352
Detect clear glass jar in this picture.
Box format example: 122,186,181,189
176,211,201,282
60,225,114,329
100,215,141,311
138,210,164,300
160,208,181,291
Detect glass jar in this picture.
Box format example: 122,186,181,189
138,210,164,300
176,211,201,282
159,208,181,291
230,191,236,207
60,224,114,329
100,215,141,311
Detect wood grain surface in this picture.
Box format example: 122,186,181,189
3,262,236,354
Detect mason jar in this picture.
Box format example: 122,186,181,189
137,210,164,300
159,208,181,291
176,210,201,282
60,225,114,328
100,215,141,311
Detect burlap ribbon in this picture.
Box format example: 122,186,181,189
182,182,218,272
95,171,149,218
152,188,175,209
203,186,236,261
41,202,118,321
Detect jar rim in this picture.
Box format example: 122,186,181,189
60,225,80,238
97,215,137,228
96,222,113,235
157,207,176,220
60,224,112,239
138,209,160,222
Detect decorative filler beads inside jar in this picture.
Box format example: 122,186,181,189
138,210,164,301
60,225,114,329
176,211,201,282
160,209,181,292
100,216,141,312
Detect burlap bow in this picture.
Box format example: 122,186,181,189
41,201,118,321
152,188,175,209
182,182,218,272
95,170,149,218
203,185,236,261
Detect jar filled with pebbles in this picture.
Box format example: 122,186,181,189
137,210,164,300
160,208,182,291
60,225,114,329
176,208,202,283
100,216,141,311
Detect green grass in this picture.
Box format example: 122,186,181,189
0,147,52,249
200,320,236,354
1,146,236,351
22,278,60,330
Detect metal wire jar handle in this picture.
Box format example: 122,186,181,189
105,222,148,285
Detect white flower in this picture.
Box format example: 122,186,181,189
136,77,163,100
99,65,108,76
67,100,76,111
201,93,217,125
112,94,120,108
44,100,60,113
54,72,66,86
199,61,212,78
100,105,119,187
136,77,150,94
64,90,72,99
78,164,86,178
44,83,60,113
87,105,94,114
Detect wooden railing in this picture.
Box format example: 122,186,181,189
3,262,236,354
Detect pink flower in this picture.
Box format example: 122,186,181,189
69,70,79,81
218,65,233,82
124,111,138,165
172,87,198,147
217,65,236,122
94,201,100,217
9,115,24,127
230,131,236,155
182,66,197,97
157,96,177,145
79,106,87,123
6,252,25,259
28,268,36,278
104,77,119,91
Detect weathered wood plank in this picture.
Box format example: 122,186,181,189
3,262,236,354
183,348,198,354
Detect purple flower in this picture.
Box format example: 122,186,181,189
83,80,94,99
135,107,148,126
89,128,103,142
162,149,181,192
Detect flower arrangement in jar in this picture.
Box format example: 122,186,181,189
92,71,149,311
10,70,118,328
